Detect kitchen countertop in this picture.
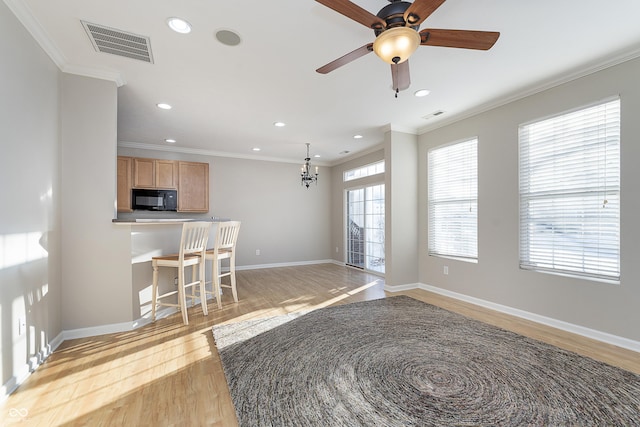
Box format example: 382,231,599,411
112,217,227,225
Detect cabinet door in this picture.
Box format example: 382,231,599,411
133,158,155,188
117,156,132,212
178,161,209,212
156,160,177,189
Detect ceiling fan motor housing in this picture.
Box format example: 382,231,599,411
375,1,419,36
372,1,421,64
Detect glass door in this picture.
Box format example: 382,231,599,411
346,184,385,273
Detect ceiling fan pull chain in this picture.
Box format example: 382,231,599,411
393,56,399,98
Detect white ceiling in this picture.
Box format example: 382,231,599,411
8,0,640,164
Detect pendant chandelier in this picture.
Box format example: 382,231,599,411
301,143,319,188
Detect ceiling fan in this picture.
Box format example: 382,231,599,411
315,0,500,96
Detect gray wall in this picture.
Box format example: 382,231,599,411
0,1,62,389
60,74,131,331
117,147,333,267
0,5,133,355
418,57,640,342
385,131,418,286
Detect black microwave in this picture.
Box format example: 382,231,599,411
132,189,177,211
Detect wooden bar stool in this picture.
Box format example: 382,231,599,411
203,221,241,309
151,221,211,325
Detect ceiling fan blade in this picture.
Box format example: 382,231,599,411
420,28,500,50
404,0,447,26
316,0,386,30
316,43,373,74
391,60,411,92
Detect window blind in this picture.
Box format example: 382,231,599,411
519,98,620,281
428,138,478,260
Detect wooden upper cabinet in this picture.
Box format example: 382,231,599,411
133,158,155,188
178,161,209,212
117,156,132,212
118,156,209,212
155,160,178,189
133,158,177,189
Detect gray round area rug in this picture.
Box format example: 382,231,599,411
212,296,640,426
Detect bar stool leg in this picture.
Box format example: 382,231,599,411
152,262,159,321
178,267,189,325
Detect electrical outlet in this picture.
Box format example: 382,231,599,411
443,266,449,275
335,247,339,253
256,249,261,256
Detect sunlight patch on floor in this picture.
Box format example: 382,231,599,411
304,279,384,311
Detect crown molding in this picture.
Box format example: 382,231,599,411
5,0,125,87
4,0,66,67
382,123,417,135
417,46,640,135
62,63,126,87
328,142,385,167
117,141,331,166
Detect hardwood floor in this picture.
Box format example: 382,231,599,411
3,264,639,426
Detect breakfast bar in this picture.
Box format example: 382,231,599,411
112,218,230,323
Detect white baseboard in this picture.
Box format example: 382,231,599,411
237,259,339,271
63,320,136,340
1,330,65,404
56,260,342,341
385,282,640,353
3,300,202,402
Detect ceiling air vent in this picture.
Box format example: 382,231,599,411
422,110,445,120
82,21,154,63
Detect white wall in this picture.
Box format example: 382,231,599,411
0,0,62,392
418,57,640,343
384,131,418,286
60,74,132,330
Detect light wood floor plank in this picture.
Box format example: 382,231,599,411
2,264,638,425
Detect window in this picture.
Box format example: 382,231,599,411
519,98,620,282
344,161,385,182
428,138,478,260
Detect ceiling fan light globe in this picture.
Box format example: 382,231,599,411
373,27,420,64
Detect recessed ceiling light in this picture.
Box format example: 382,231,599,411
157,103,172,110
314,154,321,158
414,89,431,97
353,134,363,139
252,147,261,151
165,138,176,143
167,17,191,34
215,29,242,46
273,122,286,127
